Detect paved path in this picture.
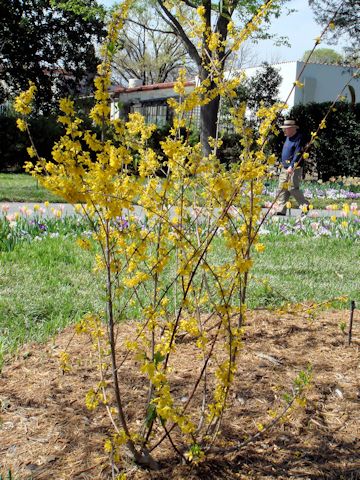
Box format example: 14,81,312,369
0,202,345,218
0,202,76,217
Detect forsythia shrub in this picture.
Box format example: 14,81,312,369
14,0,336,473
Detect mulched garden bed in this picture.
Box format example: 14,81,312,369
0,309,359,479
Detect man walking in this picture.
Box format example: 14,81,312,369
276,119,309,216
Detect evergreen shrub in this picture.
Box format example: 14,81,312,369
0,114,63,172
274,102,360,180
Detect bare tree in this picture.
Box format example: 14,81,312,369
151,0,288,155
112,11,196,85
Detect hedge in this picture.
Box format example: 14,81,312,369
287,102,360,180
0,114,63,172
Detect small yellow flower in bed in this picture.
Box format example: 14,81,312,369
255,243,265,253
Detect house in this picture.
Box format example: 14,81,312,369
110,61,360,125
110,78,196,126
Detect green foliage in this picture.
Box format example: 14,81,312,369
0,471,18,480
339,321,347,333
282,365,312,405
245,63,282,112
309,0,359,63
219,63,282,166
221,62,282,120
50,0,107,20
0,0,106,112
271,102,360,180
302,48,344,65
0,114,63,172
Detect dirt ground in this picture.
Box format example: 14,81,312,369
0,310,359,480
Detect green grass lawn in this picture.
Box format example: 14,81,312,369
250,236,359,308
1,234,358,370
0,173,64,202
0,237,102,369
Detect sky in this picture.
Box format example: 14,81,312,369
98,0,346,65
254,0,346,64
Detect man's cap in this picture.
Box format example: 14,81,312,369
280,119,299,129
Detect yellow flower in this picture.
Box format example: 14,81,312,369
59,98,75,116
286,201,292,209
282,181,290,190
293,80,304,88
77,238,91,250
16,118,27,132
104,439,113,453
14,81,37,115
196,5,205,16
59,351,71,373
254,243,265,253
208,32,220,51
85,389,99,411
138,148,159,177
27,146,36,158
302,152,309,159
342,203,350,216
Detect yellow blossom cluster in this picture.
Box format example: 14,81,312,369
227,0,274,53
14,81,37,116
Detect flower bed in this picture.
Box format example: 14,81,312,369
0,204,91,251
261,204,359,240
1,200,359,254
263,178,360,203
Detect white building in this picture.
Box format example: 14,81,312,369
110,61,360,124
244,61,360,108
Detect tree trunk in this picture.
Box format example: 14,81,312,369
200,95,220,157
199,64,221,157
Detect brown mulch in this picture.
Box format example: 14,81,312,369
0,310,359,480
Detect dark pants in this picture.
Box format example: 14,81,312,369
277,167,309,214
